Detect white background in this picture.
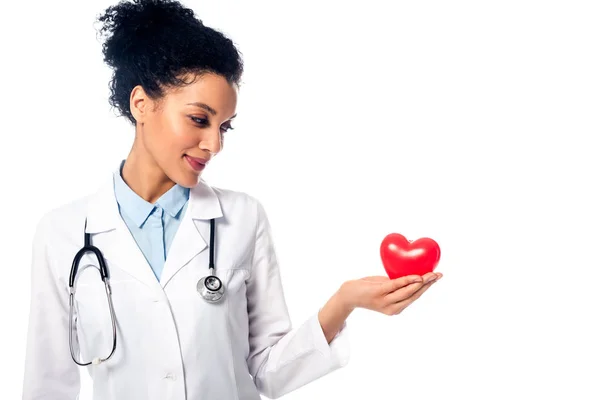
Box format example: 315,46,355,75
1,0,599,398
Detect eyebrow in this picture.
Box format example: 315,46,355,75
187,102,237,119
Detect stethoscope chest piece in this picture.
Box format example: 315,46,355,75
197,269,224,303
197,218,225,303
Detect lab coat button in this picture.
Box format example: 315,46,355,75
164,373,176,381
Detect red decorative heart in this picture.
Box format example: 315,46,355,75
380,233,441,279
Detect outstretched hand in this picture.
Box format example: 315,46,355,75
318,271,443,343
339,272,442,316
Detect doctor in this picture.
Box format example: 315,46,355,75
22,0,442,399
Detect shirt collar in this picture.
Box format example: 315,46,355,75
113,160,190,227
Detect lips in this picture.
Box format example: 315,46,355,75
186,155,209,164
185,155,208,171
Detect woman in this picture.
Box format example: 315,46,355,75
22,0,442,399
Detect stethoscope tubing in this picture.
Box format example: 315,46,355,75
68,216,221,365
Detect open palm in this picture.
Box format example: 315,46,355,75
341,272,442,315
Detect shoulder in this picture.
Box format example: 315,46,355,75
28,189,97,283
33,190,95,247
205,182,269,225
206,181,261,209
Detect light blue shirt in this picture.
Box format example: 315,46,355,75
113,160,190,281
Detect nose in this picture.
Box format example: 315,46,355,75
198,128,223,156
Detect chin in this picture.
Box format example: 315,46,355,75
174,158,202,188
178,174,200,188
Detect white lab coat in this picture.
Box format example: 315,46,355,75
22,170,349,400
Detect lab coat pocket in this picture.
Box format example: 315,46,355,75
194,266,249,317
219,266,250,297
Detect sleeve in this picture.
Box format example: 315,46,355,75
245,199,350,399
22,216,81,400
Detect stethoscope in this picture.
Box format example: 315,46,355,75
68,217,223,366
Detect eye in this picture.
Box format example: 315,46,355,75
190,116,235,133
190,116,209,126
221,124,235,133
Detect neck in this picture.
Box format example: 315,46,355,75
121,140,175,204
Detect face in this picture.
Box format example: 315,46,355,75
130,72,238,188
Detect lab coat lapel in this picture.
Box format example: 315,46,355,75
84,173,163,292
159,178,223,288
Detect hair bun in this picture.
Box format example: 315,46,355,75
96,0,201,70
93,0,243,125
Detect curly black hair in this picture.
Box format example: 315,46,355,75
95,0,244,125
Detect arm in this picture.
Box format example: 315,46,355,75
246,200,350,399
22,217,81,400
318,289,355,343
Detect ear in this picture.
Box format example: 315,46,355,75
129,85,150,123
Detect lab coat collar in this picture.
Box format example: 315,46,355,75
85,166,223,233
113,160,191,227
84,165,223,290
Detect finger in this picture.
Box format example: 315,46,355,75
410,279,436,301
379,275,423,294
421,272,437,283
382,281,424,305
359,276,391,283
387,279,437,314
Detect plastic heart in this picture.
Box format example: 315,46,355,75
380,233,441,279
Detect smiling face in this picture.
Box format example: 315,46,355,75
129,72,238,189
